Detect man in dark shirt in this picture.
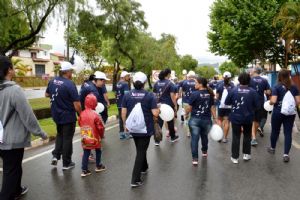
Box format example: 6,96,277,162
46,62,81,170
116,71,130,139
249,67,271,146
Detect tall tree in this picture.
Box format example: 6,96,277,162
0,0,85,56
208,0,287,67
273,1,300,67
218,61,240,77
179,55,198,71
97,0,148,71
195,66,217,79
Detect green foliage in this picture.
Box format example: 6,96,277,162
0,0,85,56
208,0,287,67
180,55,198,71
195,66,217,79
218,61,240,77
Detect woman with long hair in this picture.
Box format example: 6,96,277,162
153,69,178,145
268,69,300,162
185,77,217,165
216,72,235,143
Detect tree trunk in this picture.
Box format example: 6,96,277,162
112,60,120,92
147,74,152,89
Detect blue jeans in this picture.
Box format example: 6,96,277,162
188,117,212,159
82,148,102,171
271,112,295,154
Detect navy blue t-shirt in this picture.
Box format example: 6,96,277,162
46,77,79,124
153,79,176,107
249,76,270,108
122,89,158,136
216,81,235,100
209,80,220,90
272,84,299,113
188,90,214,120
225,86,259,124
79,81,100,108
97,85,108,106
181,79,196,103
116,81,130,108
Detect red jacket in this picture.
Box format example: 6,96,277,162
78,94,104,149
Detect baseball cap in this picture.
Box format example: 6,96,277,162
94,71,110,80
133,72,147,83
187,71,196,77
60,61,75,71
120,71,130,78
223,71,231,78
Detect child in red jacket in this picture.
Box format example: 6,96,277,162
79,94,105,177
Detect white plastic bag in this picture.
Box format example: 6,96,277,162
126,103,147,133
219,88,231,108
281,91,296,116
0,120,3,143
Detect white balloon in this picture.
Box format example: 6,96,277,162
159,104,175,122
96,103,105,113
177,98,182,105
264,100,273,112
73,55,85,73
209,124,224,141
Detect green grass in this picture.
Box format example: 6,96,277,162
28,98,50,110
33,104,119,141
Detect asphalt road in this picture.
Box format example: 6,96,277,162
2,117,300,200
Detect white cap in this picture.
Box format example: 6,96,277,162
223,71,231,78
120,71,130,78
187,71,196,77
94,71,110,80
133,72,147,83
60,61,75,71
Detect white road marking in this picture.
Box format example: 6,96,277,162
22,124,119,164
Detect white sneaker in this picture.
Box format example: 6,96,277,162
243,154,251,161
154,142,160,146
231,157,239,164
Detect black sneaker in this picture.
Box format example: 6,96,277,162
257,128,264,137
283,155,290,163
81,170,92,177
51,157,58,166
95,164,106,172
170,135,179,143
62,162,75,171
131,181,143,188
15,186,28,199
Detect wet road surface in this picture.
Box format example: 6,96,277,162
1,118,300,200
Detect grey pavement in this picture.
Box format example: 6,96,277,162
2,117,300,200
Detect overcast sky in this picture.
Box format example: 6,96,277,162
44,0,227,64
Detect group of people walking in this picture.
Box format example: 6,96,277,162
1,53,300,199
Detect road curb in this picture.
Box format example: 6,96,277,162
28,115,118,150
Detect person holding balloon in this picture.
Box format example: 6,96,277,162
267,69,300,162
224,72,259,164
153,69,179,145
185,77,217,165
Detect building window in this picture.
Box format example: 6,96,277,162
31,52,37,59
35,64,45,76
